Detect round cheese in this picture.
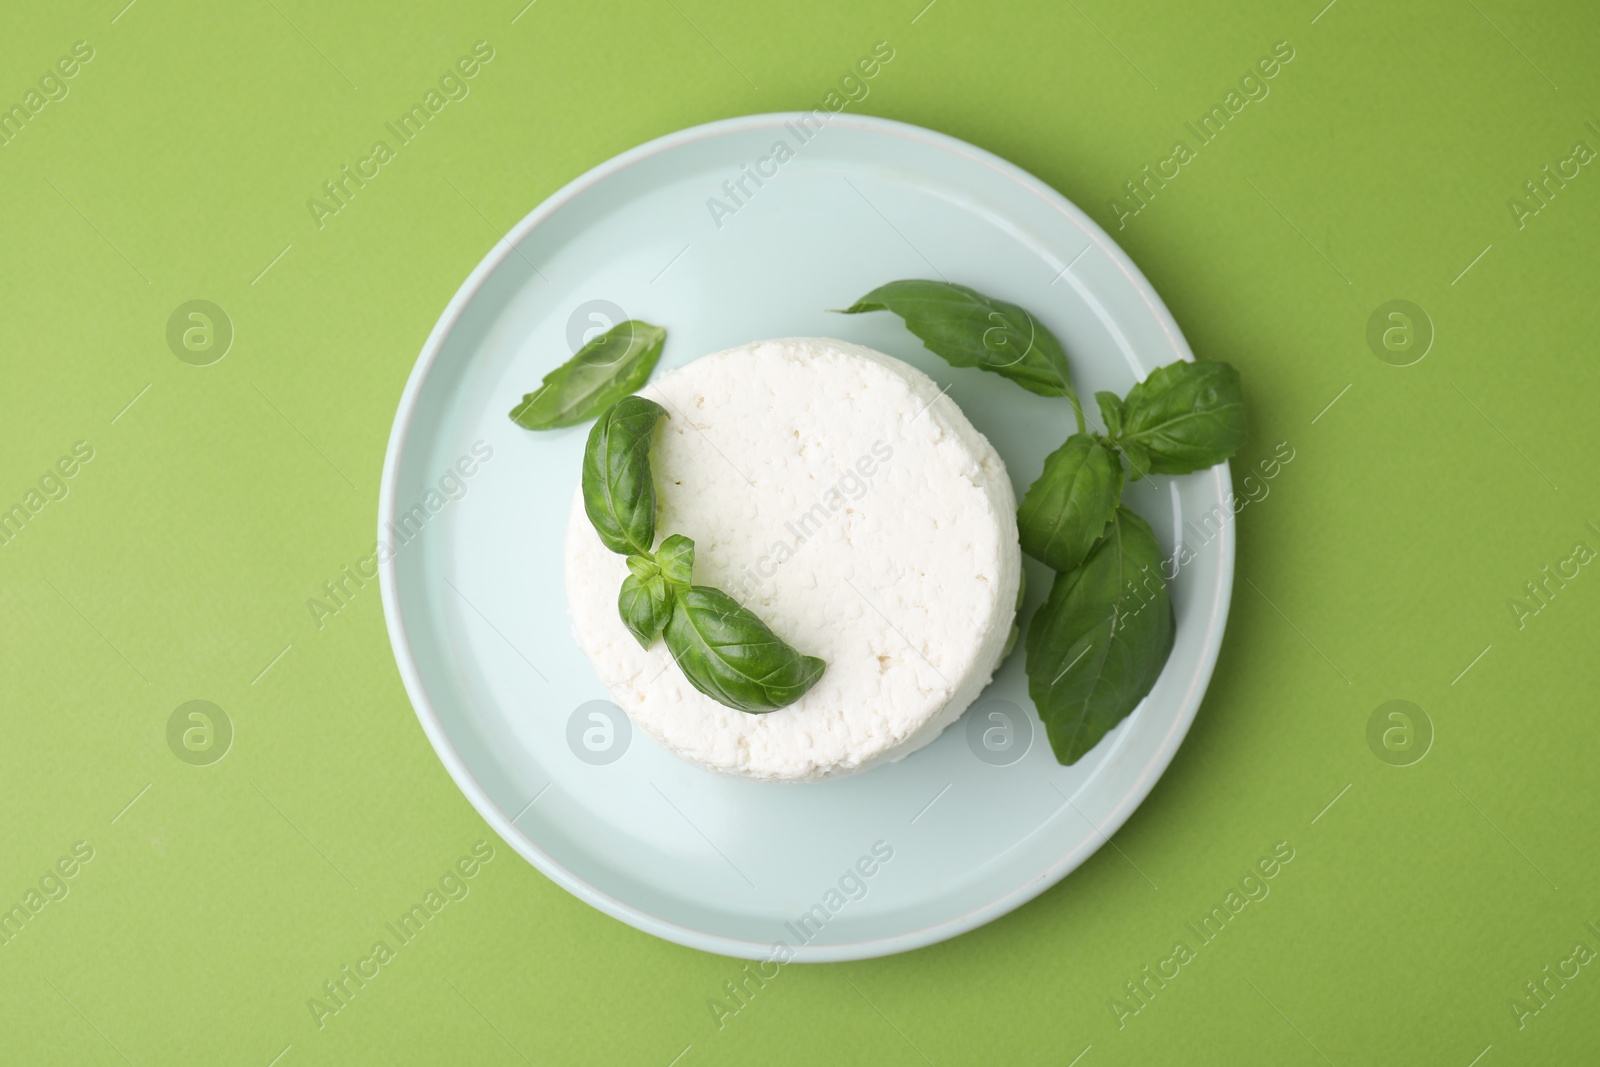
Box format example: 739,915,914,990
564,337,1021,782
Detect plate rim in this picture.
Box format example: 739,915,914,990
378,111,1235,961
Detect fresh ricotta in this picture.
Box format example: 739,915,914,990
564,337,1021,782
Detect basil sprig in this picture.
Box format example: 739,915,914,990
510,320,666,430
1024,361,1243,761
581,398,825,713
837,280,1084,429
839,279,1246,765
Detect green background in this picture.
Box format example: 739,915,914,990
3,0,1598,1063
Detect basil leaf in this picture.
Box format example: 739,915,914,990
581,396,666,556
655,534,694,590
1016,433,1124,573
664,586,826,713
619,535,695,647
618,571,674,648
1120,360,1246,475
625,554,660,580
1118,438,1152,482
1095,391,1126,438
509,320,666,430
837,280,1077,403
1025,507,1174,765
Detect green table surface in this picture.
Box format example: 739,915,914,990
4,0,1598,1063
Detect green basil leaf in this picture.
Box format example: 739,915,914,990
837,280,1077,401
1016,434,1124,573
1118,438,1152,482
625,554,660,581
1120,360,1246,475
655,534,695,591
618,572,674,648
664,586,826,713
509,320,666,430
581,395,666,556
1095,391,1126,438
1025,507,1174,765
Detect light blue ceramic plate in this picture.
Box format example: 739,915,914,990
379,113,1234,961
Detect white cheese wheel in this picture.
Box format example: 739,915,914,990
564,337,1021,782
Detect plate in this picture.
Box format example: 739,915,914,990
378,113,1234,961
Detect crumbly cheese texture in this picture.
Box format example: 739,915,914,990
564,337,1021,782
